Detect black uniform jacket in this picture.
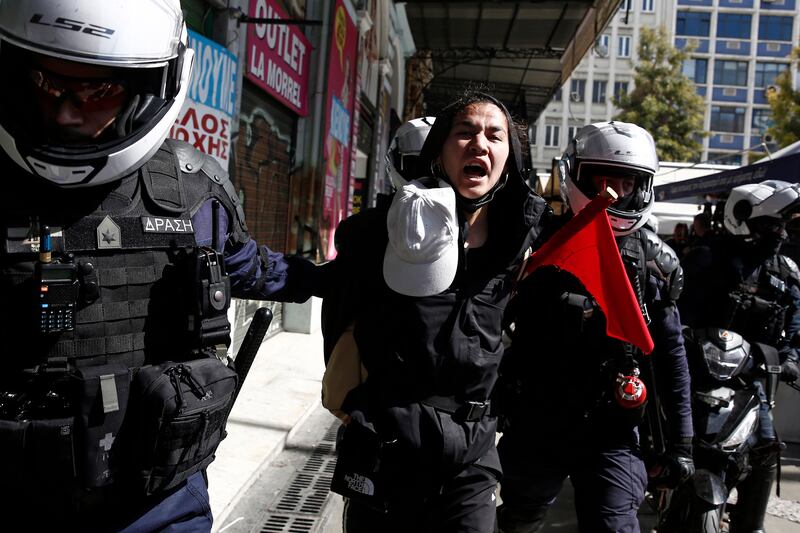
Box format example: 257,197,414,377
501,217,693,443
322,176,547,480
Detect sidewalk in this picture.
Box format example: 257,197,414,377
206,323,800,533
207,326,326,532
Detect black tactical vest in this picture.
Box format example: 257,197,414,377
1,140,245,378
723,253,800,345
0,141,247,523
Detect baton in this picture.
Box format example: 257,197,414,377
232,306,273,402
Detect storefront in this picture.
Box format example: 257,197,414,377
220,0,311,336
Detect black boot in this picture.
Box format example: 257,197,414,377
729,445,779,533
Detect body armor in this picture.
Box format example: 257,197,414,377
723,254,800,345
503,227,682,426
0,140,244,517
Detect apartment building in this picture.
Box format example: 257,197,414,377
530,0,799,172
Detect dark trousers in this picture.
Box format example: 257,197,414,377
2,471,212,532
116,472,213,533
342,461,499,533
497,426,647,533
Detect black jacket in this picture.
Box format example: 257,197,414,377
322,176,547,477
500,221,694,443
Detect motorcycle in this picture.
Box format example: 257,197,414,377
654,326,787,533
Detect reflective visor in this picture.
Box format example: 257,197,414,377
576,162,653,213
28,67,127,111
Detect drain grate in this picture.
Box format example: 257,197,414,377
258,420,340,532
260,515,316,533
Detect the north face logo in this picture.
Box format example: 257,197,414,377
343,473,375,496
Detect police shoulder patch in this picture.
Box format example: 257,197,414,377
97,215,122,249
141,216,195,234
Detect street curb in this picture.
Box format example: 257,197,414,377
212,398,323,532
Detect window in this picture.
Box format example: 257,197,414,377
676,12,711,36
707,152,742,165
642,0,654,12
751,108,774,132
618,35,632,58
710,106,746,132
755,62,788,87
759,16,793,41
592,81,608,103
594,34,610,57
570,79,586,102
545,125,561,147
613,81,629,102
552,87,562,102
713,60,748,86
717,13,752,39
618,0,633,12
682,58,708,84
567,126,579,142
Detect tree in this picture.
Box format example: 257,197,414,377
766,47,800,148
614,27,706,162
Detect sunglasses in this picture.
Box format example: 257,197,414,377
28,67,127,111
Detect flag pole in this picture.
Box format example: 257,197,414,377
524,187,618,278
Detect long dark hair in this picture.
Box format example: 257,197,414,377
417,88,527,212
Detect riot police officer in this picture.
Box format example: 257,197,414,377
496,121,694,533
0,1,321,530
682,180,800,533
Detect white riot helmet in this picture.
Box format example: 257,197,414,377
0,0,193,186
556,121,658,236
386,116,435,189
724,180,800,236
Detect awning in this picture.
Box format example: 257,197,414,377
654,151,800,202
402,0,622,123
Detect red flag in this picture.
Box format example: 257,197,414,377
523,192,655,354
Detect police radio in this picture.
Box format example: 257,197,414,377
34,226,78,333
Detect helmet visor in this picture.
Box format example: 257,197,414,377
576,162,653,214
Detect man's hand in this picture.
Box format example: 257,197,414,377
781,358,800,383
648,444,695,489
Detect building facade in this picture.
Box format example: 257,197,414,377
530,0,799,172
175,0,415,342
676,0,798,165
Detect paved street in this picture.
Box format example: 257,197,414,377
216,401,800,533
209,322,800,533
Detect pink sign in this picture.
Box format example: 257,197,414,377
246,0,311,116
321,0,358,260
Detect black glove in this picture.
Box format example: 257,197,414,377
648,443,695,490
780,358,800,383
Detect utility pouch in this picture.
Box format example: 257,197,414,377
0,417,77,488
128,356,238,496
330,421,389,512
74,363,130,488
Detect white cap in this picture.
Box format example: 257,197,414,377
383,179,459,297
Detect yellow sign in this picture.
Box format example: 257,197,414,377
334,5,346,68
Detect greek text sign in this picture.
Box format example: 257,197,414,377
169,30,237,167
246,0,311,116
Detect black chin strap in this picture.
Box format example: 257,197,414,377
456,174,509,213
431,160,509,213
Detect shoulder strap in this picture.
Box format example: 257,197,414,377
619,232,649,323
141,143,188,215
162,139,249,244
